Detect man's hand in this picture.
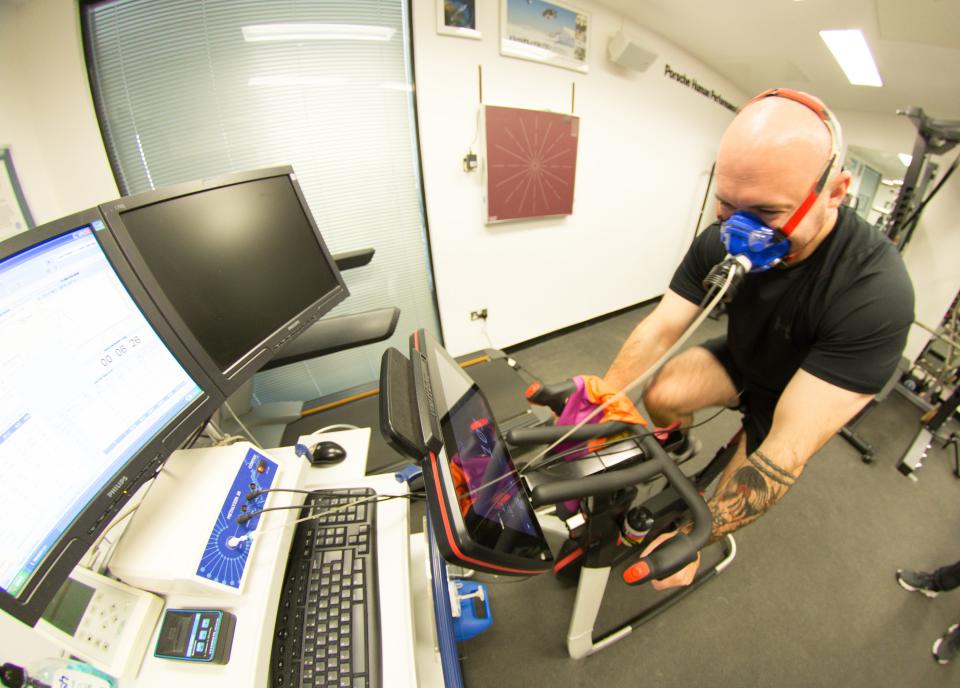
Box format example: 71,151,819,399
640,531,701,590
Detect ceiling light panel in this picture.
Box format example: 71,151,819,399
819,29,883,87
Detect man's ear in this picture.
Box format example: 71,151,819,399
825,170,852,210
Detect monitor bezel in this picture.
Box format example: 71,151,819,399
0,207,224,626
412,330,553,576
98,165,349,398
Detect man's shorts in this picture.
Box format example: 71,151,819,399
700,337,780,455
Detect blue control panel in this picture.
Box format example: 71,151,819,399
197,448,278,588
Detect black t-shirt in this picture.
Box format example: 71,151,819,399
670,206,915,403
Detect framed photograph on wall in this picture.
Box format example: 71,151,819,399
500,0,589,73
437,0,481,39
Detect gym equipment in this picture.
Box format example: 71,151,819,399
884,107,960,252
380,331,738,659
897,385,960,480
510,379,737,659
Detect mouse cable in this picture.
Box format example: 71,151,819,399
311,424,360,433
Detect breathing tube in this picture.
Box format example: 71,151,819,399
522,263,740,468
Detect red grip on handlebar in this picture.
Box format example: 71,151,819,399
623,560,651,585
525,382,542,399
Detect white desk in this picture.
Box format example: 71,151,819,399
109,430,423,686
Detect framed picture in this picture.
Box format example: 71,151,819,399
500,0,589,73
437,0,481,39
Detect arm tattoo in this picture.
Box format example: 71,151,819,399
699,449,799,544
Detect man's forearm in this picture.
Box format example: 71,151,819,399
604,322,673,391
683,447,800,545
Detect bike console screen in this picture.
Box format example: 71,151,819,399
417,330,552,575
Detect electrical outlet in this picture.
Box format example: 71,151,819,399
463,151,478,172
470,308,488,321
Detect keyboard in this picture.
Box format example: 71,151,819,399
270,487,380,688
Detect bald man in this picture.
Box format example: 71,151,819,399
606,89,914,588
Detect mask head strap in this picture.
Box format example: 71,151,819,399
741,88,842,238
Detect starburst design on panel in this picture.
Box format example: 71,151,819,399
486,107,578,222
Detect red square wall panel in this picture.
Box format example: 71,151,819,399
485,105,579,223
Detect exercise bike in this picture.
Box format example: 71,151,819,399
380,330,736,659
501,377,738,659
381,261,747,659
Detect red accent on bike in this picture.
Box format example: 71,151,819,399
525,382,541,399
624,560,651,585
553,546,584,573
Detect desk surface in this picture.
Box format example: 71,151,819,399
120,437,419,687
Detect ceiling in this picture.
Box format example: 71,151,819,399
592,0,960,121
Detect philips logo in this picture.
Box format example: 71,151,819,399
107,475,129,499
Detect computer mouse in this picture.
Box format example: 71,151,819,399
310,441,347,465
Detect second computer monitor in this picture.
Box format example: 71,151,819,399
100,167,348,396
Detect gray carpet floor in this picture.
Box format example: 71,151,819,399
457,302,960,688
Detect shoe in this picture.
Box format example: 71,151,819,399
932,624,960,664
896,569,940,598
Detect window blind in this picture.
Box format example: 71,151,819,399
83,0,439,403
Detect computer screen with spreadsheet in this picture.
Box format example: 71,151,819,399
0,209,221,625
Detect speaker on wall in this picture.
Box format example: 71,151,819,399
608,31,657,71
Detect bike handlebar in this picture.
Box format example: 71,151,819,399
506,422,633,446
621,434,711,585
525,379,576,416
524,423,711,585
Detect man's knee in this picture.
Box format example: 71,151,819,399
642,347,737,416
642,359,691,416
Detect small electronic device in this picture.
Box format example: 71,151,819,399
154,608,236,664
108,444,294,595
35,566,163,681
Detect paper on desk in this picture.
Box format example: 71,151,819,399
298,426,371,486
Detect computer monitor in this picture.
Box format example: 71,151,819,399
386,330,553,576
99,166,348,397
0,208,222,626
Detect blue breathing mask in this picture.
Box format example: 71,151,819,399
720,211,791,273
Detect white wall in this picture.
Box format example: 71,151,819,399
836,108,960,361
412,2,745,355
0,0,117,227
5,1,956,364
